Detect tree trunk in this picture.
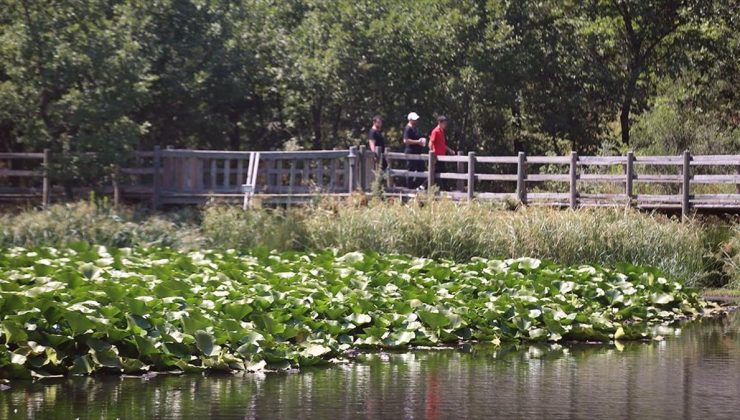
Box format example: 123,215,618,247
620,68,640,146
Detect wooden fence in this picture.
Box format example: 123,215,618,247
1,147,738,217
384,149,740,216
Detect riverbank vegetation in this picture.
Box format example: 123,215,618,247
1,201,737,288
0,246,707,377
1,1,738,189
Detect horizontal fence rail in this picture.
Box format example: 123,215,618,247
1,147,738,217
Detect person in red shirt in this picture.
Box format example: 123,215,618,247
429,115,455,156
429,116,455,190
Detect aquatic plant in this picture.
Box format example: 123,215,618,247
0,245,708,378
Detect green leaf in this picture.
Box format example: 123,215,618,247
418,311,450,329
195,330,215,357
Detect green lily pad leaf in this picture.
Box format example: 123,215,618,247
345,313,372,326
70,355,95,375
651,293,675,305
301,344,331,358
418,311,450,329
195,330,216,357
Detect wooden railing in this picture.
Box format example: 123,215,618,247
2,147,738,216
383,149,740,217
0,150,50,207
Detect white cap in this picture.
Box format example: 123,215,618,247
407,112,420,121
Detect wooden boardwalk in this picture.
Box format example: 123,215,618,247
1,147,738,217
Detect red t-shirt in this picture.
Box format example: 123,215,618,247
429,126,447,155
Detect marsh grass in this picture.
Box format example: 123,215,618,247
0,199,735,287
303,200,709,286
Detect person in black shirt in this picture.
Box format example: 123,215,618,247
368,115,387,170
403,112,426,189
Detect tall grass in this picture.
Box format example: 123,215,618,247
1,200,735,287
0,202,202,250
303,200,708,286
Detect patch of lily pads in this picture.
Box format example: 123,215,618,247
0,245,709,378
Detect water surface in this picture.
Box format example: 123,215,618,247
2,311,738,419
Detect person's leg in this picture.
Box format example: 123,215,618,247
435,161,446,191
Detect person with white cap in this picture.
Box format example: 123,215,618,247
403,112,426,189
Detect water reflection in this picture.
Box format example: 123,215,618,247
1,311,738,419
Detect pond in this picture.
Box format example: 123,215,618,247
2,310,738,419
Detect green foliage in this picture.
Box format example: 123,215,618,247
1,0,737,177
304,201,709,286
0,201,722,287
0,201,201,250
0,246,707,377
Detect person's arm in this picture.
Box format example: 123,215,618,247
403,128,425,146
368,138,377,153
403,138,424,146
446,145,456,155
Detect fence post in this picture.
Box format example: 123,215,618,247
682,150,691,219
456,151,465,192
348,146,357,192
358,145,367,191
385,149,394,190
736,164,740,194
111,165,120,207
42,148,50,209
626,151,634,205
152,145,161,210
516,151,527,204
467,152,476,201
569,151,578,210
428,151,436,191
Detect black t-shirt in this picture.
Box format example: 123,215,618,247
368,128,386,151
403,125,423,154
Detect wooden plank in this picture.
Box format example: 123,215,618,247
579,194,630,200
435,155,469,163
634,174,683,183
329,158,338,192
569,151,578,209
0,153,44,159
384,152,428,161
578,174,625,182
316,159,324,191
0,169,42,177
682,150,691,218
527,156,570,164
476,156,519,164
476,174,518,182
223,159,231,189
691,174,740,184
526,174,569,182
437,173,468,180
210,159,217,189
388,169,429,179
626,151,634,203
633,156,683,165
691,194,740,202
635,194,682,202
517,152,527,204
578,156,627,165
528,193,570,200
236,159,244,186
467,152,475,201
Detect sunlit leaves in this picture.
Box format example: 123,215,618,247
0,246,706,378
